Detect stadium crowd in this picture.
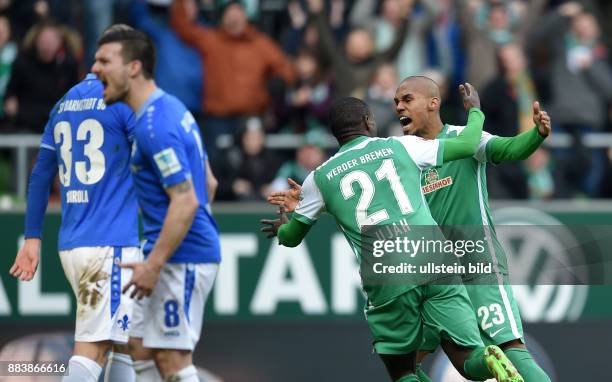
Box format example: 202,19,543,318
0,0,611,200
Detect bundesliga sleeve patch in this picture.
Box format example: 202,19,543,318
153,148,182,177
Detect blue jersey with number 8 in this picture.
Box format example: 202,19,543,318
130,89,220,264
40,74,139,250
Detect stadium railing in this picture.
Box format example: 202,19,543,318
2,132,612,200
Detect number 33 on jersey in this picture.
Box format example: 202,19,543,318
39,74,139,250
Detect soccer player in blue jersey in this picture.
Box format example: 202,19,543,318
9,28,141,382
92,26,220,382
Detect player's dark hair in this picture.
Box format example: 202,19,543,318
97,25,155,80
329,97,371,141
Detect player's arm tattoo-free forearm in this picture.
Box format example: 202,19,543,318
205,160,218,203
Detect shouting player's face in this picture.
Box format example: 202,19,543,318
394,81,434,137
92,42,130,104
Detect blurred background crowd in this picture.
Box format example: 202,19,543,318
0,0,611,202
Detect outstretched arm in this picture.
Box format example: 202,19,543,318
377,2,411,62
487,129,544,163
262,172,323,247
517,0,549,43
10,147,57,281
261,207,311,247
170,0,212,53
267,178,301,213
487,101,551,163
442,83,484,162
278,218,311,247
309,0,347,68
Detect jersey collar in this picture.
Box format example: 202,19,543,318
136,88,165,120
338,136,369,152
437,124,448,139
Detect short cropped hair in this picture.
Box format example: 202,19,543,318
97,24,155,79
329,97,371,140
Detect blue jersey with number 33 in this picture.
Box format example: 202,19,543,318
130,89,220,264
40,74,139,250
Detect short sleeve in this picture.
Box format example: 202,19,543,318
293,172,325,225
476,131,498,163
137,113,192,188
393,135,443,170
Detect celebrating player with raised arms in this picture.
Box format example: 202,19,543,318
262,94,523,382
10,25,141,382
92,26,220,382
395,76,551,382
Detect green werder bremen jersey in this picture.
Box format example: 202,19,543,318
294,135,449,305
422,124,508,279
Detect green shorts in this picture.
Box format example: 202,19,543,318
365,284,484,355
421,282,524,351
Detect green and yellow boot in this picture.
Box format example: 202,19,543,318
484,345,525,382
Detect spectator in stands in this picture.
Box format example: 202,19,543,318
281,0,313,56
308,0,410,97
350,0,437,80
0,15,17,123
275,49,332,133
8,0,50,41
482,43,553,199
281,0,329,70
130,0,203,117
83,0,113,65
4,20,79,133
270,130,327,192
534,2,612,197
457,0,548,90
7,0,76,41
418,68,463,125
220,117,280,201
170,0,295,169
0,15,15,196
364,63,400,138
430,0,465,88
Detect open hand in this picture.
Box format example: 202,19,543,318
459,82,480,110
260,207,289,239
267,178,301,213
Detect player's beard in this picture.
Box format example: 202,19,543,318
104,73,130,105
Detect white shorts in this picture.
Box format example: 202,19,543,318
59,246,141,343
130,263,218,351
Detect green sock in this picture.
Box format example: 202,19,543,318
463,347,494,380
396,374,420,382
505,348,551,382
416,363,432,382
